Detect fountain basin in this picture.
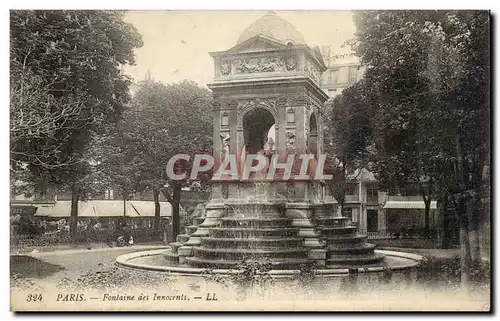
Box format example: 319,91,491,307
116,248,423,278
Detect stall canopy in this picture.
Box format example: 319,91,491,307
34,201,173,218
383,201,437,210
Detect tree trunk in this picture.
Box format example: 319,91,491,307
459,220,472,294
171,183,182,242
70,185,79,242
469,206,481,263
424,199,431,238
456,197,472,294
441,195,456,248
455,133,472,293
153,189,161,239
418,181,431,237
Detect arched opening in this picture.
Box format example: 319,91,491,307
243,108,276,155
308,113,318,155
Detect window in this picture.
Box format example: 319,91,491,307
342,207,353,220
367,209,378,232
345,183,357,195
328,88,339,97
348,66,358,84
329,68,339,84
367,185,378,203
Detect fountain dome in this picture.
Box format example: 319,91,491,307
237,11,306,46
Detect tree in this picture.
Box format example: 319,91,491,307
57,158,109,240
10,10,143,240
352,11,449,236
324,81,373,217
103,80,213,241
350,10,490,290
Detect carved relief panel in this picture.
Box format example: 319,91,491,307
221,111,229,128
219,56,297,76
286,108,295,124
285,131,296,149
220,60,231,75
305,60,320,84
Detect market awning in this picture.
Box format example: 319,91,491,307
35,201,172,218
35,202,90,218
128,201,172,217
383,201,437,210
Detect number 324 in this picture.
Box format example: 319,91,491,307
26,294,42,302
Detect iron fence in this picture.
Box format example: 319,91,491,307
10,225,170,251
362,228,443,240
360,228,448,249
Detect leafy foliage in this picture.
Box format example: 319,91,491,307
10,10,143,175
202,257,274,300
332,10,490,286
10,10,143,240
56,263,171,292
291,261,319,294
100,80,213,238
324,80,374,213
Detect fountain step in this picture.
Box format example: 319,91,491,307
209,227,300,238
316,226,358,235
192,217,205,226
326,253,385,266
326,243,377,255
200,237,304,249
185,257,310,269
185,225,198,234
193,246,308,260
176,234,190,243
322,235,367,245
169,242,183,254
219,217,293,228
163,250,180,263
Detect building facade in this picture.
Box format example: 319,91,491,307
319,45,365,99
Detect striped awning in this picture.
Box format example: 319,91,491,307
383,201,437,210
35,200,172,218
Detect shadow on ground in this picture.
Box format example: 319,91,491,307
11,255,65,279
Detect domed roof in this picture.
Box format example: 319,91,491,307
237,11,306,46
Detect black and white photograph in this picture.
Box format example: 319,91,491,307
8,8,491,312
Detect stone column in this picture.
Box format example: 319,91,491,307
227,105,240,199
275,100,287,197
292,101,308,202
286,93,321,249
193,101,227,245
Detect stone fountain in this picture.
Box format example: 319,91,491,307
117,12,421,277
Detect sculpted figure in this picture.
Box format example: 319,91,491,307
220,61,231,75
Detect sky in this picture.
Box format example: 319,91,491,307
123,10,357,86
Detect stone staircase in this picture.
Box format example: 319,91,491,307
163,208,206,265
313,216,385,268
164,203,385,269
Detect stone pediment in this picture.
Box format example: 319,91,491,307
224,35,289,54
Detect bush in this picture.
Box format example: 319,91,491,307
56,263,172,292
202,257,274,300
416,256,490,293
292,261,319,294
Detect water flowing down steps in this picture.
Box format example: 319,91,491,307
164,201,385,269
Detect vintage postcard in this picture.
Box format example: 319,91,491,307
10,9,491,312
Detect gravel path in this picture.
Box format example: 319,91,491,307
11,245,168,282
